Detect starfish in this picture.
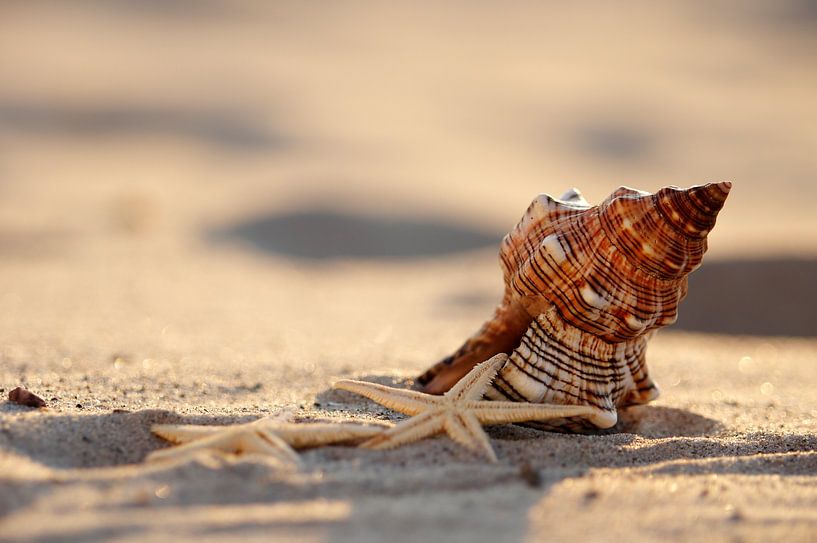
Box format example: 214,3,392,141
149,418,388,468
333,354,603,462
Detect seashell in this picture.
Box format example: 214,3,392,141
417,182,731,431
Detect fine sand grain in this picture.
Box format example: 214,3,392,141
2,1,817,541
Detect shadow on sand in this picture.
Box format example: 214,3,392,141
210,209,500,260
317,375,722,439
0,102,285,151
675,257,817,337
3,402,815,541
212,203,815,337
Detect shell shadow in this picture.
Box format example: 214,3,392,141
676,257,817,337
613,405,723,437
612,432,817,472
209,209,500,260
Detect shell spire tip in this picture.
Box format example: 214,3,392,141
694,181,732,212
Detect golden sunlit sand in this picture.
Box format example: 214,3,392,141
1,1,816,542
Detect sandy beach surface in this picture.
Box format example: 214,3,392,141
2,2,816,542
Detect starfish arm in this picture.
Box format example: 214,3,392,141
149,424,303,466
468,401,602,425
446,354,508,402
272,422,390,448
148,426,253,461
250,429,303,466
151,423,230,443
443,411,498,463
358,411,444,450
333,379,441,415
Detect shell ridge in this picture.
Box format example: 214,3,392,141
522,324,619,382
489,309,654,414
651,191,700,239
500,191,590,281
507,214,577,304
544,232,683,341
491,372,528,402
597,199,676,281
523,308,613,394
528,317,613,373
519,210,614,335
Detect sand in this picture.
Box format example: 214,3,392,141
3,329,817,542
2,1,817,542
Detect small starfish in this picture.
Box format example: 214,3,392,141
333,354,603,462
149,418,388,468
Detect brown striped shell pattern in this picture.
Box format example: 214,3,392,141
417,182,732,431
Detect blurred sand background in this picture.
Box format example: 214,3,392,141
1,1,816,541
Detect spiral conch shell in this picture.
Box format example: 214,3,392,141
417,182,731,431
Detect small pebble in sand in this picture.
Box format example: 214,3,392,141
8,387,47,408
583,489,600,503
518,462,543,488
